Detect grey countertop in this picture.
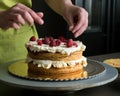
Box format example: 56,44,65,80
0,52,120,96
88,52,120,62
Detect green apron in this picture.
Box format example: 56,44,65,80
0,0,38,64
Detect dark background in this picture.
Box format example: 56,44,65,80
32,0,120,56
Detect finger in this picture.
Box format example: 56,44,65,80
14,9,34,26
63,16,74,32
74,19,88,37
21,11,34,26
64,16,74,31
9,14,26,26
9,6,34,26
17,3,44,25
8,21,20,29
36,12,44,24
37,12,44,18
72,13,85,33
72,8,88,33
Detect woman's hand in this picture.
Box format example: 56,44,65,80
45,0,88,38
0,3,44,30
63,5,88,38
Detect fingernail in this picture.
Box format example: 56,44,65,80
15,26,20,30
74,34,77,38
40,20,44,25
74,33,79,38
69,26,73,31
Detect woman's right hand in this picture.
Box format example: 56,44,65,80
0,3,44,30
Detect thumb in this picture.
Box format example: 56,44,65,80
68,18,74,32
63,16,74,31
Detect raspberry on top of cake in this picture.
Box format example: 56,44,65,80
25,36,86,55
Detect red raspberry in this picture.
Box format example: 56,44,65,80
49,41,56,47
73,42,78,47
49,36,54,42
42,37,50,44
67,39,74,47
29,36,36,41
56,39,61,46
37,39,42,45
59,36,66,42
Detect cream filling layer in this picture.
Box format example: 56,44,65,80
26,56,87,69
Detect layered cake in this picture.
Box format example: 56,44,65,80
25,36,88,80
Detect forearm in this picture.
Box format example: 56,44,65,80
45,0,73,16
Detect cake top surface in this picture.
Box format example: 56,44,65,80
25,36,86,55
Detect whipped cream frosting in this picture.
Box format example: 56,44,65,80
25,40,86,55
26,56,87,69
